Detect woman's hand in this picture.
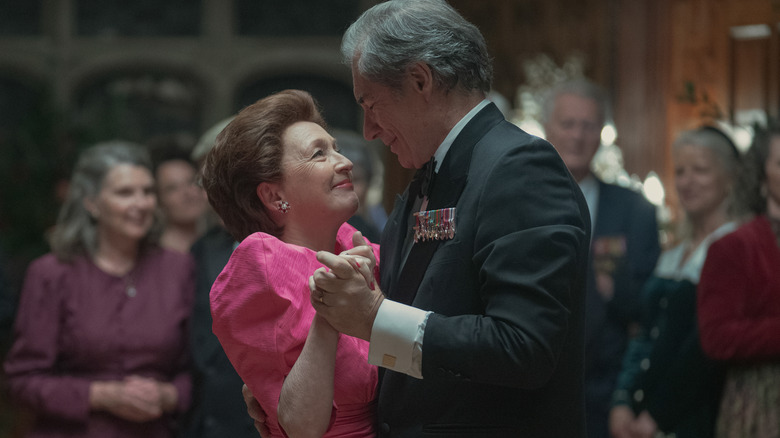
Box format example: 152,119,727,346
340,231,377,289
631,410,658,438
89,376,177,422
123,375,178,413
89,378,160,422
608,405,636,438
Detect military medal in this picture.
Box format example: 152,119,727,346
413,207,456,243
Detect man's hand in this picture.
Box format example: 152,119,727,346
310,247,384,341
242,384,269,437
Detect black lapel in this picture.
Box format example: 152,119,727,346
380,192,412,296
391,103,504,305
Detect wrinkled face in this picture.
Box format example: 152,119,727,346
544,93,603,181
279,121,359,223
352,64,433,169
674,144,730,220
87,164,156,244
155,159,208,226
764,136,780,214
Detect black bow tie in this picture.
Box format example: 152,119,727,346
409,158,436,199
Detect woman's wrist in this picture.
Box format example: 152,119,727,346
89,381,117,411
158,383,178,412
311,314,339,342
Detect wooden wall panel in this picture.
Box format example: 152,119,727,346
730,32,771,123
614,0,670,184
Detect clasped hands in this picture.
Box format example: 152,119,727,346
90,375,177,423
309,231,384,341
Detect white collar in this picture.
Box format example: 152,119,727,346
431,99,491,173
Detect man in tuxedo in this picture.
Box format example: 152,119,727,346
541,79,661,438
308,1,591,436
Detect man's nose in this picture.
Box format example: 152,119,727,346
363,112,381,141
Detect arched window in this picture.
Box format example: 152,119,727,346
236,0,360,36
76,0,201,36
236,74,359,132
73,69,204,143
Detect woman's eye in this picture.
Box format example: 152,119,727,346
312,149,325,158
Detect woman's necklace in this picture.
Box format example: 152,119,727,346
94,254,138,297
124,271,137,298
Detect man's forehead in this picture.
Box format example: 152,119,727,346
353,80,373,106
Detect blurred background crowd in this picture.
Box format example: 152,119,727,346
1,1,779,437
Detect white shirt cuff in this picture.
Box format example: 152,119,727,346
368,299,429,379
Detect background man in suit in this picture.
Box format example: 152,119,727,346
541,79,661,438
183,121,257,438
309,1,592,436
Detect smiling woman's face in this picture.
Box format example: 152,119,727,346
86,163,157,245
278,121,359,225
673,143,730,221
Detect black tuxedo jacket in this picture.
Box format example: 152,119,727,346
376,104,591,437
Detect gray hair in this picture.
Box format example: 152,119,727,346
342,0,493,94
672,127,743,219
540,78,610,126
49,140,160,261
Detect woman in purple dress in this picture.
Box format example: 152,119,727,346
4,141,194,438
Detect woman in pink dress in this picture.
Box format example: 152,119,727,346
200,89,379,438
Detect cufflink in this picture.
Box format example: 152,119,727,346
382,354,397,367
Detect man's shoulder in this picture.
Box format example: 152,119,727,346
598,180,654,209
475,124,556,164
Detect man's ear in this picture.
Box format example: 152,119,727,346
256,182,283,213
408,62,434,98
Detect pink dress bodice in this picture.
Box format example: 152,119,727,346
211,223,379,437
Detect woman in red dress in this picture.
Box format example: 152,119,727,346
698,121,780,438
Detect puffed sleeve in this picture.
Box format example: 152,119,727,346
210,234,317,432
4,256,93,422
